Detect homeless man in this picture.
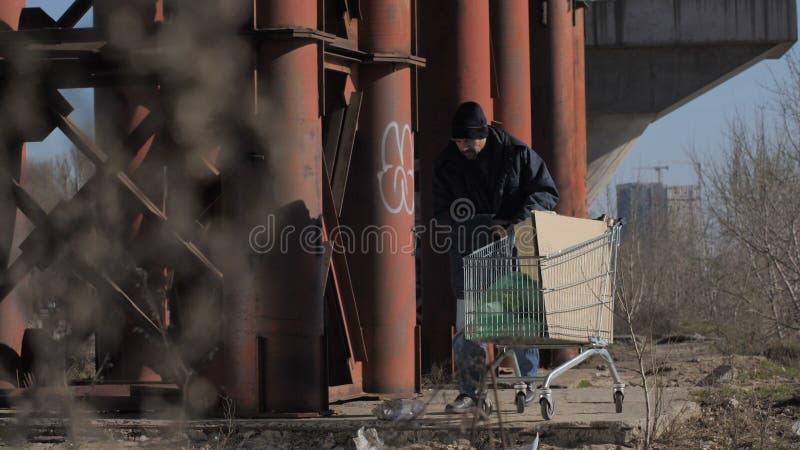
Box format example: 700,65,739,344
432,101,559,413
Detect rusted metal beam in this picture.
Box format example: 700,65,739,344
52,107,109,166
70,257,162,336
331,91,361,214
322,163,366,362
247,27,336,42
50,105,222,280
0,253,35,312
0,0,27,391
1,176,98,290
328,358,364,402
0,93,217,305
9,180,162,337
0,137,25,271
18,8,57,30
123,108,165,173
0,383,181,411
323,108,345,175
0,174,96,298
56,0,93,28
365,53,426,66
321,86,366,393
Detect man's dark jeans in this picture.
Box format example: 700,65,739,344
453,323,539,397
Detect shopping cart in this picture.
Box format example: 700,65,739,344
463,222,624,420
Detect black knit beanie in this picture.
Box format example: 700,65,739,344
451,101,489,139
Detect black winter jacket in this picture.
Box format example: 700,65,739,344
432,126,559,298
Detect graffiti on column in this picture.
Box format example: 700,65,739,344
377,121,414,215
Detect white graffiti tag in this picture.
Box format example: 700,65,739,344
377,122,415,215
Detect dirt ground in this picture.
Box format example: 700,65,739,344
545,337,800,449
368,335,800,450
419,336,800,449
4,337,800,449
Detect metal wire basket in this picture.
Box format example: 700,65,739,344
463,223,621,346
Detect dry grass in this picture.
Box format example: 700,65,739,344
655,360,800,449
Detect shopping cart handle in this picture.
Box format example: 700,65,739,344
593,214,625,227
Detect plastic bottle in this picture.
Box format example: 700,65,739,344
371,398,426,421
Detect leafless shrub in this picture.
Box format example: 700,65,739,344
614,178,708,447
699,52,800,353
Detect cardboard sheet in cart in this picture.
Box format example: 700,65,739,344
513,211,614,343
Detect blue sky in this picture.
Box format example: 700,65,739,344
26,0,91,27
24,0,799,194
614,51,793,188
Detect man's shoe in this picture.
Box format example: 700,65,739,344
444,394,476,414
524,388,536,405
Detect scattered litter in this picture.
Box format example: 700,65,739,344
371,398,426,421
792,421,800,435
353,427,385,450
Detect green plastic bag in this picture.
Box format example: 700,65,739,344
472,271,544,340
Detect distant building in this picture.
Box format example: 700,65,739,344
617,182,702,239
616,182,668,237
666,185,702,231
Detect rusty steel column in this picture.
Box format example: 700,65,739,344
572,5,588,218
455,1,493,113
345,0,416,394
222,0,325,414
0,1,24,30
554,1,588,365
492,0,532,144
418,0,492,372
532,0,580,216
0,0,26,390
532,0,586,365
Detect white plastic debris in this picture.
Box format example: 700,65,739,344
353,427,385,450
792,421,800,435
371,398,426,421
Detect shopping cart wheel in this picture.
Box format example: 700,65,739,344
614,391,624,413
515,392,526,414
540,398,554,420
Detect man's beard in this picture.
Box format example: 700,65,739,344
462,149,477,159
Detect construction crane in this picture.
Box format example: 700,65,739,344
635,165,670,184
661,160,702,179
658,160,704,191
